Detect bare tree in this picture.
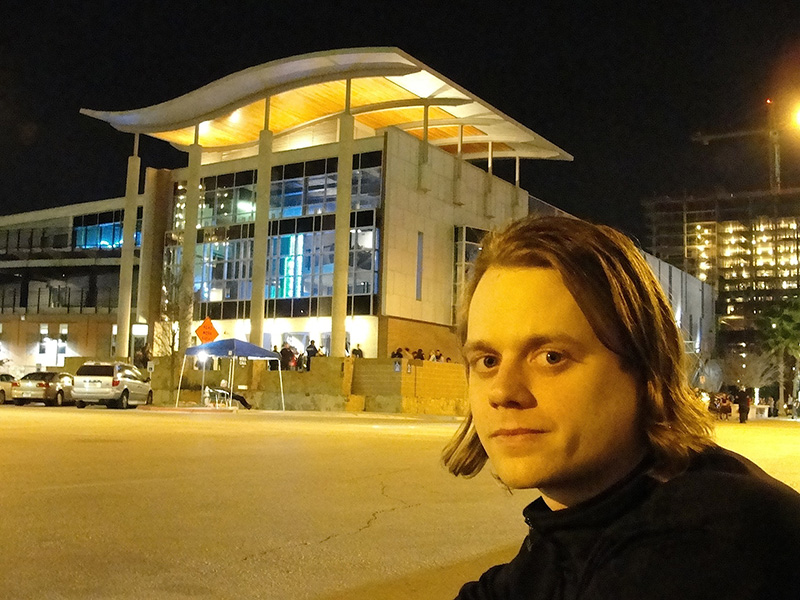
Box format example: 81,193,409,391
721,350,780,403
151,250,194,404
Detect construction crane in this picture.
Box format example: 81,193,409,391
692,99,782,191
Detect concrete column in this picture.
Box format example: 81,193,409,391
250,125,274,347
116,134,141,359
512,156,526,220
452,124,464,207
178,137,202,352
514,187,528,220
136,168,156,325
137,168,172,347
331,107,354,358
418,104,431,192
483,142,494,219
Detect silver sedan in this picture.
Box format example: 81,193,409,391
12,372,74,406
0,373,16,404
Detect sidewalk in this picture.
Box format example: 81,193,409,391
137,403,465,423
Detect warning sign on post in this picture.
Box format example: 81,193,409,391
195,317,219,344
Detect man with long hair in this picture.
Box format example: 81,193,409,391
444,216,800,599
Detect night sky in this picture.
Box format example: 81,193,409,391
3,1,800,242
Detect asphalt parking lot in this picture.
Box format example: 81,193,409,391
0,406,797,599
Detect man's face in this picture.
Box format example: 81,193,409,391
465,267,646,507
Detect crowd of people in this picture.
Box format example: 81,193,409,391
707,386,799,421
263,342,461,369
274,341,320,371
273,340,367,371
389,347,452,362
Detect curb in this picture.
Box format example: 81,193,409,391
137,405,239,413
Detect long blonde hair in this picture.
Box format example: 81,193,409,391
443,216,714,479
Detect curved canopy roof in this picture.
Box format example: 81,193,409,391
81,47,572,162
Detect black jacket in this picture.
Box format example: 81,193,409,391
456,447,800,599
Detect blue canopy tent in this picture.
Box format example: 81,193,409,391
178,339,284,410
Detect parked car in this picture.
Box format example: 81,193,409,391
12,372,74,406
72,361,152,409
0,373,17,404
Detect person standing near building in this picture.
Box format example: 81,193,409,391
767,396,777,417
443,216,800,599
279,342,293,371
305,340,318,371
735,387,750,423
787,396,797,419
269,345,279,371
351,344,364,358
719,394,733,420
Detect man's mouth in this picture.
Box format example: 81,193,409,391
490,428,547,438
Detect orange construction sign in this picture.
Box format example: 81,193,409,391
195,317,219,344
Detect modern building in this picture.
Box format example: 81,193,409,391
0,48,713,376
0,198,148,371
643,187,800,348
0,48,575,371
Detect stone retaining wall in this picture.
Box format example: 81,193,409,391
71,354,469,415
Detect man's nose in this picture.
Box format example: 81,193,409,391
487,360,536,409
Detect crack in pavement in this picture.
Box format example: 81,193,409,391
241,480,420,561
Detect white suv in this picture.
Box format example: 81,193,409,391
73,362,152,409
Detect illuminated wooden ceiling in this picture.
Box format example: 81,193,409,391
81,48,572,162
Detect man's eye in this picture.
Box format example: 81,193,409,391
544,351,563,365
470,355,498,371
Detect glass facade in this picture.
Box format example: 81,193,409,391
196,239,254,303
269,151,382,219
165,150,384,322
264,210,379,318
0,206,142,255
171,150,382,229
185,210,380,320
73,208,143,250
199,170,256,227
453,226,488,320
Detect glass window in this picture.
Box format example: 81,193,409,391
181,155,382,226
270,180,284,219
305,174,327,215
215,185,235,226
235,185,256,223
193,239,254,304
324,173,338,214
72,208,138,250
416,232,423,301
283,178,304,217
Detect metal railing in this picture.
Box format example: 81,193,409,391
0,227,73,254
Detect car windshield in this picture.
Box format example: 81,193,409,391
76,365,115,376
22,372,55,381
